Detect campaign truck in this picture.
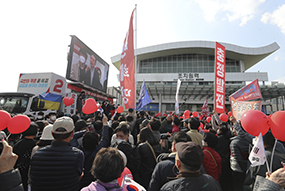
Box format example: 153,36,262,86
0,72,74,117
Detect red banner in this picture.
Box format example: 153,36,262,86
230,97,262,120
119,9,135,109
214,42,226,113
230,79,262,101
201,99,209,116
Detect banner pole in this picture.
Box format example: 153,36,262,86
134,4,137,111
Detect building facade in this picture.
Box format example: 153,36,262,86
111,41,281,113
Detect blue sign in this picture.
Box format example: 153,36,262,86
136,103,159,111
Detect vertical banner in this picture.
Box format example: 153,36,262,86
214,42,226,113
175,79,181,114
119,9,135,109
201,99,209,116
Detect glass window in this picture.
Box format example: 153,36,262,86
139,53,240,73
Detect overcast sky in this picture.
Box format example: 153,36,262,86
0,0,284,92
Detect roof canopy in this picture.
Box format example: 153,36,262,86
141,84,285,102
111,41,279,71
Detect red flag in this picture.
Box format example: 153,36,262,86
214,42,226,113
230,79,262,101
119,9,135,109
201,99,209,116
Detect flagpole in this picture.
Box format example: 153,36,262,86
134,4,137,111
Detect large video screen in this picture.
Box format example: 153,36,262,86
66,35,109,93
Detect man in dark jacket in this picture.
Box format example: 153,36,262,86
159,141,222,191
30,117,84,191
13,123,38,191
149,132,192,191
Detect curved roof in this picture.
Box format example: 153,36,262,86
111,40,279,71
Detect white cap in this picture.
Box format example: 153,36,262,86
52,117,74,134
40,124,54,140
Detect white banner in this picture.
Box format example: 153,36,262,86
175,79,181,114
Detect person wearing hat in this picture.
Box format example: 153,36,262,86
149,132,192,191
30,117,84,191
31,124,54,157
160,142,222,191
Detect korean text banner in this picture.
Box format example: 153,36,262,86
230,97,262,120
214,42,226,113
119,9,135,109
230,79,262,101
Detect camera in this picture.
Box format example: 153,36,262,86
161,134,170,139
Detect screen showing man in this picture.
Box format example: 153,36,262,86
66,36,109,93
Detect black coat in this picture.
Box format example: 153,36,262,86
137,142,162,189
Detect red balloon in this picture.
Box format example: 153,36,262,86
270,111,285,141
228,111,232,117
184,110,190,116
63,97,74,106
117,106,124,113
158,112,161,116
240,110,270,136
82,98,98,114
199,122,204,130
206,117,211,123
0,110,11,131
219,113,228,122
192,111,199,117
8,115,31,134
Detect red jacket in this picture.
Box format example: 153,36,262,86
172,125,180,134
202,146,222,182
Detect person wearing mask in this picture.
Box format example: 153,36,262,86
112,122,141,181
35,111,44,121
47,112,57,124
70,48,88,83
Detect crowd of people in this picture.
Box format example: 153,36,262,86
1,107,285,191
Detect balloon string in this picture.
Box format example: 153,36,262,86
6,133,11,140
265,157,270,173
270,138,278,173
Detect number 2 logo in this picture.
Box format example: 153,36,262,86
53,79,63,93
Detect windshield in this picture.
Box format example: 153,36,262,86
0,96,29,113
